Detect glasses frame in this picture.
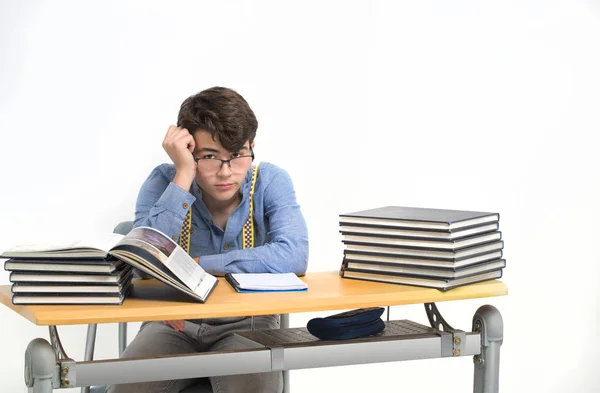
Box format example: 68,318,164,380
193,145,255,171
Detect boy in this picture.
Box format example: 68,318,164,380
107,87,309,393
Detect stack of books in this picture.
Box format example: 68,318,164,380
338,206,505,291
1,226,218,305
3,257,134,305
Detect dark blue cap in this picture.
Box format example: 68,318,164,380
307,307,386,340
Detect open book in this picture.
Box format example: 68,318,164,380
1,226,218,303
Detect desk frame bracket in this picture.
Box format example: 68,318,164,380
48,326,69,361
49,325,77,388
424,302,466,357
424,302,454,331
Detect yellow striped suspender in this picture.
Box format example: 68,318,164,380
179,208,193,254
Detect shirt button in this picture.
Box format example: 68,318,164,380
182,203,188,209
171,236,177,241
190,228,194,233
223,245,229,250
208,221,213,225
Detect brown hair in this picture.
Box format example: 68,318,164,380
177,87,258,152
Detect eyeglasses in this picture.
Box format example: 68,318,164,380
193,146,255,172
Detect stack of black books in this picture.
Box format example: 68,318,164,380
338,206,505,291
3,257,133,305
2,226,219,305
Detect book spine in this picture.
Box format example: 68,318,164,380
339,258,348,277
225,273,240,289
443,270,504,291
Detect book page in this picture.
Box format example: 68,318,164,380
163,246,207,291
72,233,125,252
3,233,124,254
117,227,177,258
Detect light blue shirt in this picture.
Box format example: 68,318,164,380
133,161,309,276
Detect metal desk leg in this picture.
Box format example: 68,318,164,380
25,338,56,393
81,324,98,393
118,322,127,355
280,313,290,393
473,305,504,393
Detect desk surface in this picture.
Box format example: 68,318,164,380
0,271,507,326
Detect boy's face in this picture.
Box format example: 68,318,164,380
191,130,254,204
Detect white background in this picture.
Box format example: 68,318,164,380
1,1,599,392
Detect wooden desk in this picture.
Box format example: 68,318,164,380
0,271,507,325
0,272,508,393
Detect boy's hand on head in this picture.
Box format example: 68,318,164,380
162,125,197,190
163,320,185,331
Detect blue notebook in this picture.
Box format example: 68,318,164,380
225,272,308,293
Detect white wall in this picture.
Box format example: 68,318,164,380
1,1,599,392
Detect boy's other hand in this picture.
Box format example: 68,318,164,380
163,320,185,331
162,125,197,189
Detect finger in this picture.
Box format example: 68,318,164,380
187,134,196,153
164,130,190,152
165,125,179,140
163,126,179,146
166,321,182,331
174,320,185,331
173,132,196,153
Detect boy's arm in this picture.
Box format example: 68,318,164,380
133,125,198,239
133,166,196,241
129,166,194,280
199,169,309,276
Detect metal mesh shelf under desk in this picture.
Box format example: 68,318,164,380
234,320,480,370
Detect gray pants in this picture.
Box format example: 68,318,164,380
106,315,282,393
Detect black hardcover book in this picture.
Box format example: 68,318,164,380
9,265,133,284
340,206,499,231
11,281,130,294
11,281,134,305
343,240,504,261
339,222,499,241
340,268,503,291
342,258,506,279
4,258,124,274
341,231,502,251
343,249,503,270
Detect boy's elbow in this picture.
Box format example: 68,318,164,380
292,238,309,276
293,258,308,276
